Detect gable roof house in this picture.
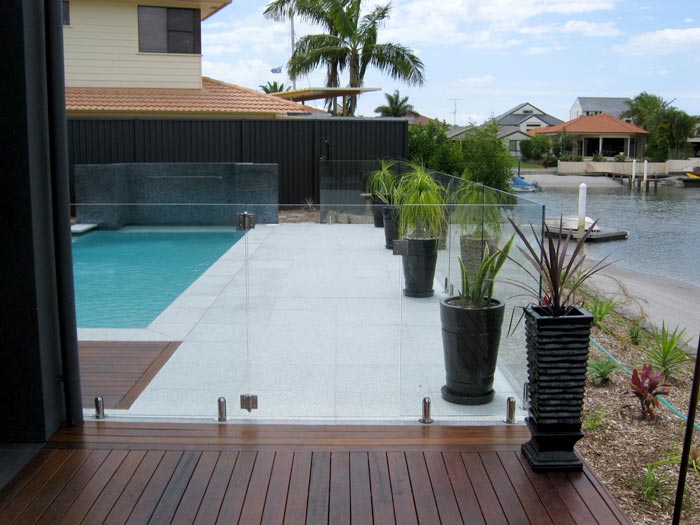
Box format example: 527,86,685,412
570,97,630,121
493,102,563,156
529,113,649,159
62,0,322,118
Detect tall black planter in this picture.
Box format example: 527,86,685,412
383,207,399,249
400,238,438,297
440,298,504,405
522,305,593,472
372,205,385,227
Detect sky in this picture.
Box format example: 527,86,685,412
202,0,700,124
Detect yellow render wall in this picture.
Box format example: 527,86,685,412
64,0,202,88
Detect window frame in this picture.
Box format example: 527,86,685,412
62,1,70,25
138,6,201,55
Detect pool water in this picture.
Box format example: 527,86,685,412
72,230,243,328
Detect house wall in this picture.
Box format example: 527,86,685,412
518,115,548,133
569,99,583,120
64,0,202,88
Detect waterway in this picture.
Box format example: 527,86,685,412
523,183,700,287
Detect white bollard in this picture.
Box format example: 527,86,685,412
643,160,649,192
632,159,637,184
578,183,587,233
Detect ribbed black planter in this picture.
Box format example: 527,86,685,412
383,207,399,249
372,205,385,227
440,298,504,405
522,305,593,472
401,238,438,297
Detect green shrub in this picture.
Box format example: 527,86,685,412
541,154,558,167
585,296,617,334
614,153,627,162
642,322,691,380
519,134,550,161
459,120,513,193
628,318,644,345
635,464,673,504
582,407,608,431
573,155,584,161
588,358,618,385
592,152,605,162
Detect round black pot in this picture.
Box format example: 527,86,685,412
401,238,438,297
521,305,593,472
383,207,399,249
439,297,505,405
372,205,385,227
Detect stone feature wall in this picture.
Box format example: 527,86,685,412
75,163,278,227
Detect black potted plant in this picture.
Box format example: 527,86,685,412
394,163,446,297
440,235,515,405
507,217,610,472
365,160,400,248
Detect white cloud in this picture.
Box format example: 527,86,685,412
520,20,620,37
617,27,700,55
203,59,278,87
685,18,694,24
523,46,564,55
457,74,495,85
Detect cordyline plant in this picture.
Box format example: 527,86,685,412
506,217,611,316
629,364,670,419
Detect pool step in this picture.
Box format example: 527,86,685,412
71,223,97,235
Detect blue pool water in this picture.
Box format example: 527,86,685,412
72,230,243,328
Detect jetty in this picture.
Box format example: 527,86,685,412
545,217,628,242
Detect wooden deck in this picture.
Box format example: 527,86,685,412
78,341,180,409
0,422,632,524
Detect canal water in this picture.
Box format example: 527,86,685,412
524,183,700,287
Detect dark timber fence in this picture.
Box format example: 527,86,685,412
67,118,408,205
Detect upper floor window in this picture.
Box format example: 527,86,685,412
62,1,70,25
138,6,201,54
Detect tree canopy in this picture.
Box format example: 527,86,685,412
374,89,413,117
259,81,291,94
266,0,425,115
622,92,699,160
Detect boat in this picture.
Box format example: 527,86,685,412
511,174,538,192
545,216,601,232
686,172,700,179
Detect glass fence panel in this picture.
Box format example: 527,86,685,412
70,202,251,420
398,199,544,420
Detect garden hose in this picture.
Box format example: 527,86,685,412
589,336,700,431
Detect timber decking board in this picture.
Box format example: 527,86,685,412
78,341,180,410
0,422,633,524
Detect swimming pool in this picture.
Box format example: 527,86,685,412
72,229,244,328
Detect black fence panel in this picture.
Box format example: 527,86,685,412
67,118,407,205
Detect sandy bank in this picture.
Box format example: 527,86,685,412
588,263,700,346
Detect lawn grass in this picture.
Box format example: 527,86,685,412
509,157,542,169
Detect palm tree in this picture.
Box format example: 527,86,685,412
260,81,291,94
374,89,413,117
287,0,425,116
263,0,346,109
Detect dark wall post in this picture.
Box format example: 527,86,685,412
0,0,83,441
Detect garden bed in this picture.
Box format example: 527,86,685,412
580,314,699,524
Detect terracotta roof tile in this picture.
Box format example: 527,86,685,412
65,77,326,117
528,113,649,136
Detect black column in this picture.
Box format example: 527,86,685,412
0,0,82,441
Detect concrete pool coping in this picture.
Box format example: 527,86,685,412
78,223,527,424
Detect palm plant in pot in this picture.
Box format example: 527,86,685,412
440,235,515,405
452,181,503,278
366,160,400,248
506,217,611,472
394,163,447,297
